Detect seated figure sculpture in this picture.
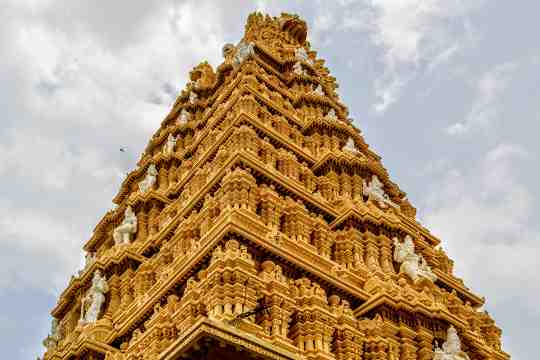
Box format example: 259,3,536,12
79,270,109,325
434,326,471,360
163,134,177,155
362,174,398,208
343,137,358,154
113,206,137,245
138,164,157,193
393,235,437,283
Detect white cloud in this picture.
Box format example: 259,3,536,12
447,62,518,135
332,0,481,112
423,143,538,315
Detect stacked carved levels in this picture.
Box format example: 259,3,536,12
42,12,508,360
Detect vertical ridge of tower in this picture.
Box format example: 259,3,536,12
40,12,509,360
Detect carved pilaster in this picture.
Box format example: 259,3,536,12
416,329,434,360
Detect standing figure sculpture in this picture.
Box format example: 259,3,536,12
434,326,471,360
362,175,398,209
393,235,437,283
80,270,109,325
138,164,157,193
113,206,137,245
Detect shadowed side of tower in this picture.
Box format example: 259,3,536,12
39,12,509,360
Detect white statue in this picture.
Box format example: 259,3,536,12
313,84,324,96
362,174,398,208
113,206,137,245
84,252,96,269
189,91,198,104
343,137,358,154
324,108,338,121
177,108,190,125
293,62,306,76
164,134,177,155
434,326,471,360
43,318,62,350
295,47,313,65
393,235,437,283
138,164,157,193
80,270,109,324
233,41,255,68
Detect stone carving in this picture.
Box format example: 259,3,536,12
85,252,96,268
138,164,157,193
113,206,137,245
233,41,255,68
343,137,358,154
164,134,177,155
295,46,313,65
43,318,62,350
177,108,190,125
222,43,235,59
434,326,471,360
393,235,437,283
293,62,306,76
80,270,109,324
189,91,198,104
313,84,324,96
325,108,337,121
362,174,398,208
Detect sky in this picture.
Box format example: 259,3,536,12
0,0,538,359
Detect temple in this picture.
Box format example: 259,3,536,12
39,12,509,360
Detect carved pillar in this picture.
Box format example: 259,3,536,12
259,184,282,229
168,162,177,186
416,329,434,360
158,165,168,190
120,269,134,309
364,231,381,272
148,202,160,236
379,234,394,274
399,327,418,360
106,275,121,317
135,208,148,243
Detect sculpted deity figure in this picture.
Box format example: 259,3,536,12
233,41,255,68
313,84,324,96
80,270,109,324
292,61,306,76
138,164,157,193
434,326,471,360
85,251,96,269
43,318,62,350
343,137,358,154
362,174,398,208
295,47,313,65
325,108,337,121
113,206,137,245
178,108,190,125
393,235,437,283
189,91,198,104
164,134,177,155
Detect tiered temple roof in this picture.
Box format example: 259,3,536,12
40,12,509,360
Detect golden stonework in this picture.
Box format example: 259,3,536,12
39,12,509,360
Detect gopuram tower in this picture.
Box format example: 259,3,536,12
40,12,510,360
